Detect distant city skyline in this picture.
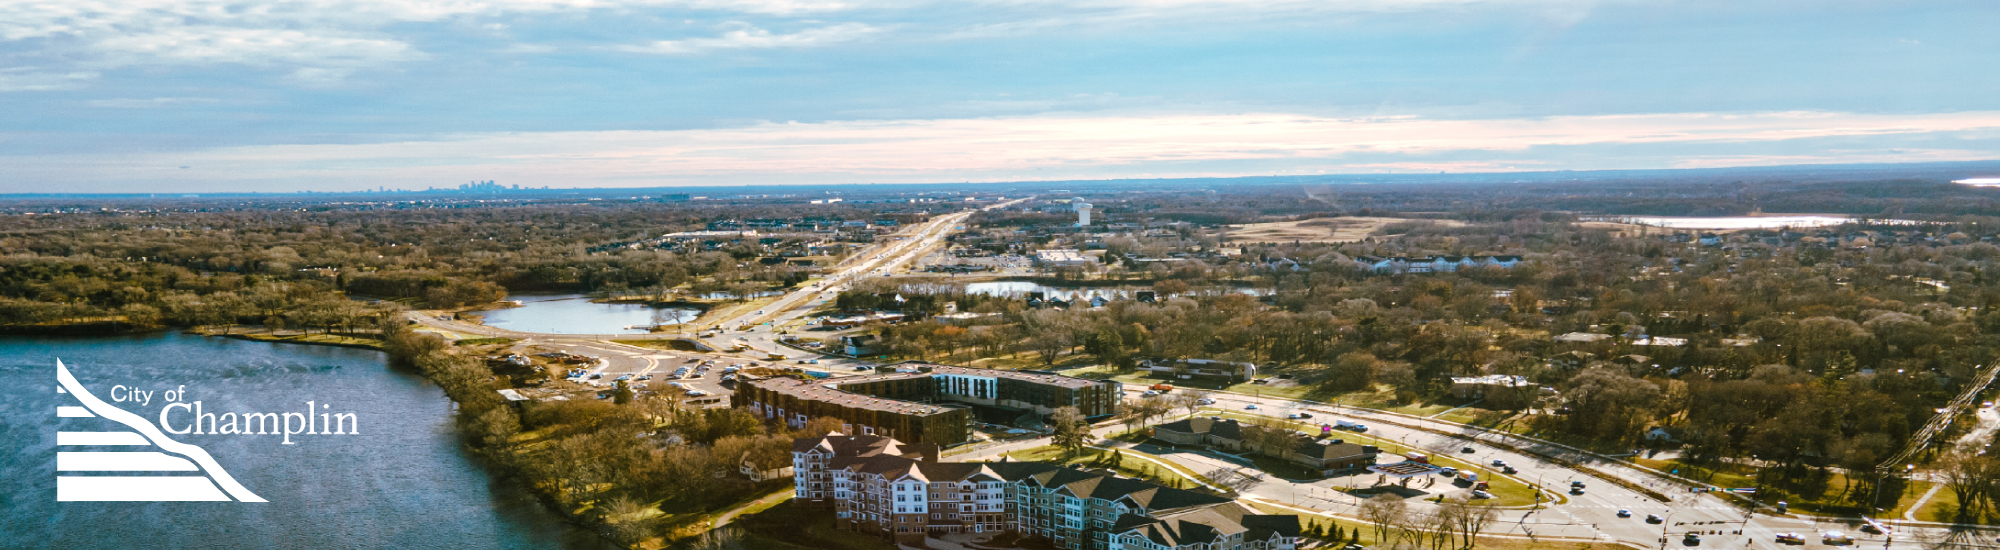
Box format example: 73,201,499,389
3,1,1997,192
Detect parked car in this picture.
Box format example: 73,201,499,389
1470,490,1493,499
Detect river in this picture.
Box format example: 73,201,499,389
0,332,603,549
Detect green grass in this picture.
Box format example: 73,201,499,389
1630,457,1944,519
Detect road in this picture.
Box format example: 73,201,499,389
400,194,1995,548
405,198,1024,404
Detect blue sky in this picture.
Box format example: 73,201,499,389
3,0,1998,192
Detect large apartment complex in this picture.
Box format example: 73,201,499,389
736,362,1121,446
793,434,1301,550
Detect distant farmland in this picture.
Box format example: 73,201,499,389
1223,217,1463,243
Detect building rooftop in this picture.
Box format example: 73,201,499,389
838,362,1110,390
748,376,965,416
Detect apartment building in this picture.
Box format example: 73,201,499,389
737,363,1120,446
794,434,1301,550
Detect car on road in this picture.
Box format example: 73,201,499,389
1142,390,1159,397
798,359,810,364
1196,398,1216,405
1244,404,1259,410
1502,466,1518,474
1491,459,1506,467
1616,509,1631,518
1682,533,1700,545
590,373,603,379
615,375,631,381
1461,446,1475,453
1570,487,1585,495
638,375,652,380
1774,533,1804,545
1469,490,1493,499
854,366,871,371
1571,480,1586,488
1645,514,1662,524
1295,412,1313,419
1822,532,1852,545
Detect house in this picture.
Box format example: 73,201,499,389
1553,332,1613,344
1449,375,1549,409
1138,358,1258,383
1643,426,1685,443
843,334,882,356
741,451,795,482
1548,350,1595,370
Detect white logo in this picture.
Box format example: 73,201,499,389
54,359,266,502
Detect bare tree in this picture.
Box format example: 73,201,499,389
1173,389,1213,418
1358,494,1407,544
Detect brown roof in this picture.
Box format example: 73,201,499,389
751,376,963,416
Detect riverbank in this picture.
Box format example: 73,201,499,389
190,325,389,350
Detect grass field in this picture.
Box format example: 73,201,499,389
1223,217,1466,244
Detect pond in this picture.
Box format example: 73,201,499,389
474,294,699,334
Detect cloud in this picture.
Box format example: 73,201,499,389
91,27,420,69
622,22,882,54
86,97,220,108
0,68,99,92
10,109,1999,190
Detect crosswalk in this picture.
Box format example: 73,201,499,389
54,359,265,502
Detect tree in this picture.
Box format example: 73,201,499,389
1121,396,1172,434
1050,406,1089,457
1358,494,1406,544
1171,390,1212,418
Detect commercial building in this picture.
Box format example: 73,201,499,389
736,362,1121,446
1151,417,1380,477
794,433,1301,550
1035,248,1096,268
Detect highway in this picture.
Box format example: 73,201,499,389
401,194,1996,549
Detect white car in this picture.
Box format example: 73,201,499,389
1244,404,1259,410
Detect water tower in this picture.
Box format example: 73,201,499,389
1072,197,1091,226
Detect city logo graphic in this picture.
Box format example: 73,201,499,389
54,359,266,502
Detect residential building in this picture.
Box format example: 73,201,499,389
794,434,1300,550
737,362,1121,446
1448,375,1551,409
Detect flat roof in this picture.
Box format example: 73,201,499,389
749,376,964,416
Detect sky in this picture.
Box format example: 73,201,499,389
2,0,1998,192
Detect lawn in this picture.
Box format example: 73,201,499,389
1629,457,1942,519
1244,500,1604,550
725,500,896,550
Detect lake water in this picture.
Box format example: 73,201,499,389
476,294,698,334
0,332,604,548
1601,215,1854,230
963,281,1271,300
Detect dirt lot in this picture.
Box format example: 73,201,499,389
1223,217,1464,243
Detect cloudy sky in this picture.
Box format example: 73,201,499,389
3,0,1997,192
